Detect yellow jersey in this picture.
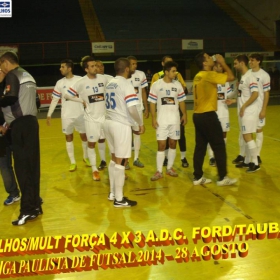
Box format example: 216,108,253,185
151,70,186,88
193,71,227,113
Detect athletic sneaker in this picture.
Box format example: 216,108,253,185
151,171,163,181
235,162,249,168
257,156,262,165
166,168,178,177
125,162,130,170
92,171,100,181
246,163,260,173
98,160,107,170
4,195,20,206
181,158,189,168
163,157,168,166
12,213,38,226
69,163,77,172
217,176,238,186
36,207,43,215
193,177,212,186
209,158,216,166
83,158,91,167
232,155,244,164
133,158,144,168
108,192,115,201
113,197,137,208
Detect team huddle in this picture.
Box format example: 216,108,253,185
46,53,270,208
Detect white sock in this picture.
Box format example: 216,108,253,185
98,142,106,162
82,141,88,159
207,143,214,159
133,134,141,161
156,151,165,173
244,143,251,164
167,148,176,169
87,147,97,171
180,151,186,160
114,164,125,201
108,160,115,194
66,142,75,164
239,132,245,156
256,132,263,156
247,140,258,165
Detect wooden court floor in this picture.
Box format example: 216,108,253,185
0,103,280,280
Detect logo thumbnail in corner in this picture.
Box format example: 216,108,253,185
0,0,12,18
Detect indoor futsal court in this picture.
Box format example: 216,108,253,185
0,101,280,280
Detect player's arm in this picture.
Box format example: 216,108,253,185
240,91,258,117
179,101,187,126
142,87,149,118
215,55,235,82
260,90,269,119
0,73,19,107
65,87,85,105
46,97,59,126
128,105,145,134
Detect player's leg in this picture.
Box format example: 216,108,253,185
151,125,167,181
97,128,107,170
63,118,76,171
178,122,189,168
132,124,144,168
166,124,180,177
112,123,136,207
256,118,265,164
74,114,90,167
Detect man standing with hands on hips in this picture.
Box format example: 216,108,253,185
192,52,237,186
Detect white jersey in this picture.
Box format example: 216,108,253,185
104,74,114,85
50,75,83,119
217,82,232,118
128,70,148,110
249,68,270,112
148,79,186,125
67,74,107,123
237,71,259,116
105,76,140,126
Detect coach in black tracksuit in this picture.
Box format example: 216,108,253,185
0,51,42,226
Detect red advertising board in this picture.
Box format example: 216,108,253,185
37,87,60,108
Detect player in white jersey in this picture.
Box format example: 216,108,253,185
125,56,149,169
66,56,107,181
148,61,187,181
103,58,145,207
46,59,89,172
91,60,114,171
226,55,260,173
207,63,235,166
248,53,270,164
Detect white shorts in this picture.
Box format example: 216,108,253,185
103,120,132,158
156,123,180,141
85,120,105,142
62,115,85,135
239,115,258,135
257,117,265,129
218,117,230,132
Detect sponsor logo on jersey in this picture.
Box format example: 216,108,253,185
171,88,177,92
88,93,104,103
86,86,90,89
135,78,140,81
0,1,11,18
257,78,260,82
159,88,163,91
161,97,175,105
240,80,244,84
98,83,104,87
